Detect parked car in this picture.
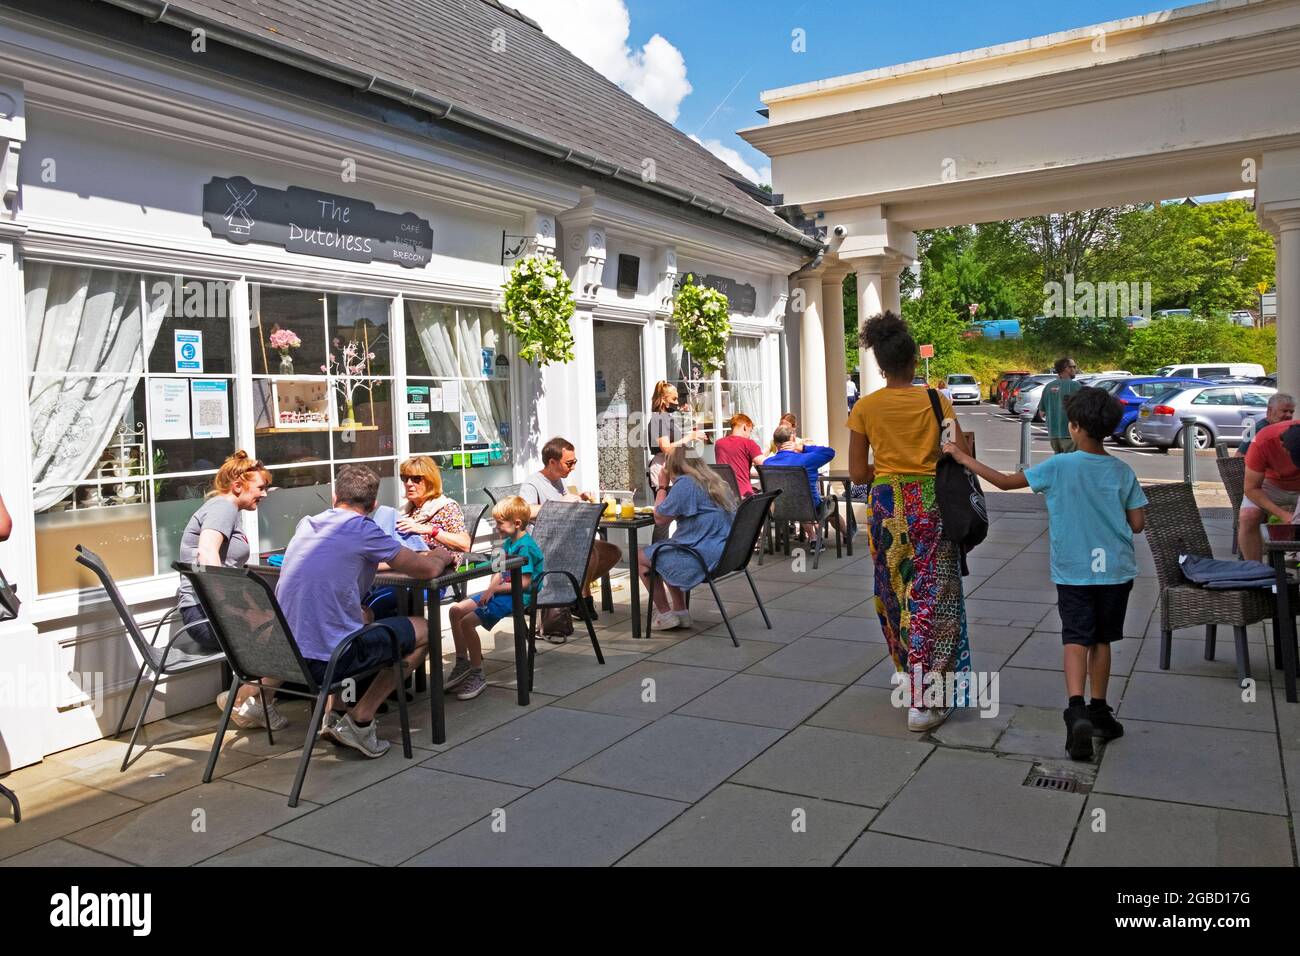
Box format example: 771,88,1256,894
1090,375,1213,446
1004,374,1055,414
980,318,1023,340
1230,310,1256,328
1154,362,1266,379
1134,383,1277,450
945,374,981,404
912,375,928,388
1124,314,1151,329
1153,308,1193,320
993,370,1031,404
1012,380,1049,420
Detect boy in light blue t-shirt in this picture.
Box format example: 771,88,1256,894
944,387,1147,762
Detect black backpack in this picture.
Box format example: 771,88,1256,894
926,390,988,563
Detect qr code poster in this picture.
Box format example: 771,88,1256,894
190,379,231,440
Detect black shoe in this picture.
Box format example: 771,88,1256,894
1063,704,1095,761
581,595,598,621
1087,702,1124,741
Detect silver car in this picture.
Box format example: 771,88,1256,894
1134,383,1277,449
945,374,982,404
1012,379,1050,420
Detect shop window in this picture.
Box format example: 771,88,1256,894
26,263,240,594
403,300,513,503
665,330,764,441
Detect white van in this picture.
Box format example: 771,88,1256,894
1154,362,1266,379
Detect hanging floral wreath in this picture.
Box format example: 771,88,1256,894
672,274,731,376
501,254,577,366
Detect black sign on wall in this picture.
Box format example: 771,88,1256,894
202,176,434,269
676,271,757,314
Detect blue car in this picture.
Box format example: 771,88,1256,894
1090,376,1213,446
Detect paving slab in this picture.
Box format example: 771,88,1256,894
1066,794,1293,867
965,623,1035,656
487,645,645,697
63,736,263,804
404,779,687,866
869,749,1084,865
650,634,782,670
1093,719,1286,815
769,586,870,614
1008,632,1140,677
1118,672,1275,733
0,776,142,861
804,615,887,644
0,838,134,867
198,835,372,866
618,784,873,867
553,660,730,720
378,687,557,752
1134,633,1268,682
996,667,1127,710
269,767,527,865
702,606,838,644
730,725,931,807
676,673,841,730
562,714,783,802
837,831,1042,866
806,685,916,740
995,705,1098,761
745,637,886,685
423,706,646,787
65,780,313,867
225,735,432,805
928,701,1015,749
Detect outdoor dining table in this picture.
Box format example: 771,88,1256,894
595,512,657,640
248,554,528,745
1263,524,1300,702
817,469,858,556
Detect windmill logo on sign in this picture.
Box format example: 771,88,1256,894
223,181,257,236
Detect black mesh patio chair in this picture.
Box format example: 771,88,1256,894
526,501,606,689
644,490,780,647
1215,450,1246,557
451,500,494,601
1143,482,1283,685
174,562,413,807
757,464,841,569
485,483,523,505
708,463,742,499
75,545,225,772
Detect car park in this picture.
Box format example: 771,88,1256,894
1090,375,1212,446
945,374,982,404
1154,362,1266,379
1134,383,1277,450
1004,373,1055,413
993,370,1031,404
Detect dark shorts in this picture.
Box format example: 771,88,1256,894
306,617,419,686
178,602,221,654
1057,581,1133,646
475,594,516,630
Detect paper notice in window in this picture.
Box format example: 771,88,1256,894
149,378,191,440
441,380,460,413
190,379,230,439
427,387,443,413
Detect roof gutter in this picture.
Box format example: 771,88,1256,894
96,0,822,253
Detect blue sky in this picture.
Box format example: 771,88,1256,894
624,0,1191,184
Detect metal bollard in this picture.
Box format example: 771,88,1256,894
1018,411,1033,471
1181,415,1197,484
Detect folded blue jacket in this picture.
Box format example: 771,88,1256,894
1179,553,1273,589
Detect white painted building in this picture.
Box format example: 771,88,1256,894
0,0,816,769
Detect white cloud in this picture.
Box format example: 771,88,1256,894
690,135,769,185
508,0,692,122
1224,189,1256,200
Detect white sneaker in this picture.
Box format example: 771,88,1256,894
652,610,682,630
216,690,288,731
674,608,692,627
907,707,948,732
329,713,390,758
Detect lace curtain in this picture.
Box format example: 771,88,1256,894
407,302,504,445
27,263,166,511
725,335,763,425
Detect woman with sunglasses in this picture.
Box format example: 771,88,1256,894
395,456,472,564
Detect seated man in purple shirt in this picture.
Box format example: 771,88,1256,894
764,423,850,547
276,464,451,758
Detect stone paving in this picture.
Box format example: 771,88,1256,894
2,492,1297,866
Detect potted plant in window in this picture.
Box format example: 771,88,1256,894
269,327,302,375
672,275,731,424
500,254,576,366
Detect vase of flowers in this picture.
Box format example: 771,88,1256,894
323,338,375,426
269,327,302,374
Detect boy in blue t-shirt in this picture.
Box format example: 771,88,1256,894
446,496,544,701
944,387,1147,761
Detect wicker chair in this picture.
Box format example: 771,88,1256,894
526,502,606,688
1214,449,1246,557
1143,482,1272,684
175,562,414,807
645,491,780,646
757,464,841,569
75,545,225,771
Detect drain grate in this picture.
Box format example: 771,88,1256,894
1023,762,1094,794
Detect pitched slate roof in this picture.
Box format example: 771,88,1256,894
97,0,817,251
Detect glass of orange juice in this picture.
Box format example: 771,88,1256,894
621,502,635,519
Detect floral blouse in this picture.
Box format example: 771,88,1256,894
401,498,467,565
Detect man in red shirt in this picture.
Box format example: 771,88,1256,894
713,414,765,498
1240,421,1300,561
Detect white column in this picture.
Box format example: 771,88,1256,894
796,276,828,446
855,265,885,396
821,274,850,469
570,306,600,494
1274,213,1300,398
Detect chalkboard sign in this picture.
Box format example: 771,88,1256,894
203,176,433,269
